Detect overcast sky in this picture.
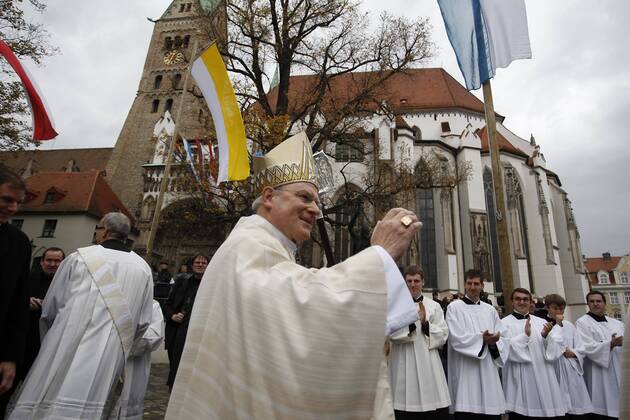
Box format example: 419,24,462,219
20,0,630,256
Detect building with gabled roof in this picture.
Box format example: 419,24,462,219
9,171,134,263
585,252,630,320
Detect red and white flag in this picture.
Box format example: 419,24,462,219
0,38,58,141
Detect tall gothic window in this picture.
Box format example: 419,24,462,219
173,74,182,89
164,37,173,50
154,75,162,90
415,188,437,288
483,167,502,291
504,165,528,259
165,98,173,112
333,191,369,262
151,99,160,113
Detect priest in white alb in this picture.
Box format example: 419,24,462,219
446,269,507,420
544,294,592,419
576,290,624,420
389,265,450,419
8,212,154,419
501,288,567,419
165,132,422,420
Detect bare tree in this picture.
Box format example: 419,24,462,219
1,0,58,151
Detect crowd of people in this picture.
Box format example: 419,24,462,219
0,127,628,420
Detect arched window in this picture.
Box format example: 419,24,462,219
164,37,172,50
154,75,162,89
412,126,422,144
483,168,501,290
141,196,157,221
414,159,437,288
174,36,182,48
165,98,173,112
598,272,610,284
335,140,364,162
333,189,368,262
151,99,160,113
183,35,190,48
173,73,182,89
504,165,528,259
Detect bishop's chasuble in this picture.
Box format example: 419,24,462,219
502,314,567,417
576,313,624,418
165,215,417,420
446,298,508,416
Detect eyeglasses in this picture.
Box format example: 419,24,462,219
95,225,105,230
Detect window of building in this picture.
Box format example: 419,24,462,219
441,122,451,133
41,219,57,237
624,291,630,304
173,73,182,89
44,191,56,203
613,312,622,320
334,140,364,162
164,37,172,50
179,3,186,12
186,3,192,12
165,98,174,112
151,99,160,113
154,75,162,89
183,35,190,48
174,36,182,48
412,126,422,144
610,292,619,305
598,272,610,284
621,272,629,284
415,187,437,288
11,219,24,230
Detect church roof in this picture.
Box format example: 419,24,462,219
18,171,134,222
0,147,113,177
476,126,529,158
266,68,493,116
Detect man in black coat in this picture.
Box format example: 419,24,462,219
164,253,208,389
0,165,31,418
21,247,64,380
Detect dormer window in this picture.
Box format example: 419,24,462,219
441,122,451,133
598,272,610,284
43,187,65,204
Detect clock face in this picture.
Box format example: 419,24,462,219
164,50,185,65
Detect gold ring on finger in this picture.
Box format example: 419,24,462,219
400,215,413,228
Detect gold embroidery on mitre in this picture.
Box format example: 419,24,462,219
253,132,318,193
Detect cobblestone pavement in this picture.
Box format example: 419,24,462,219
143,363,170,420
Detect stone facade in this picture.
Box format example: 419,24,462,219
106,0,224,218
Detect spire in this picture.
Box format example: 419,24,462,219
530,133,536,146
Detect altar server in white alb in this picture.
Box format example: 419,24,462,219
576,290,624,420
113,300,164,420
9,212,154,419
165,132,422,420
389,265,450,420
501,288,567,419
446,269,507,420
543,294,592,419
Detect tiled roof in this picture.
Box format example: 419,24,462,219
266,68,491,116
476,126,529,158
0,147,112,176
585,256,622,284
18,171,134,222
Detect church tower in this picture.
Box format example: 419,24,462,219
106,0,225,218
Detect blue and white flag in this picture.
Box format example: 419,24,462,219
181,137,200,182
437,0,531,90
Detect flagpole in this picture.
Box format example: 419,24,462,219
145,38,199,263
482,80,515,313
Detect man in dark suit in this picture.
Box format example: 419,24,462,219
0,165,31,418
164,253,208,390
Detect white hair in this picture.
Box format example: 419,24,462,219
101,212,131,240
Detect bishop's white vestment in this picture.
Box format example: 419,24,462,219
501,314,567,417
390,296,450,412
111,300,164,420
576,313,624,418
620,311,630,420
552,319,592,415
446,299,508,415
8,243,154,420
165,215,417,420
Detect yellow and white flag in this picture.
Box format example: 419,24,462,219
191,43,249,182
